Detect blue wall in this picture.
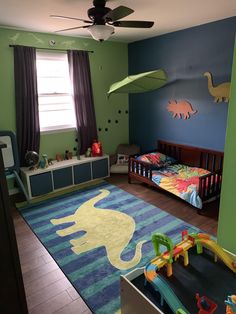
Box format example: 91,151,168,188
128,17,236,152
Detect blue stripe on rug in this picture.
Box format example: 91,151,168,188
19,181,202,314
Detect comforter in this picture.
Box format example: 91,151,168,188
151,164,210,209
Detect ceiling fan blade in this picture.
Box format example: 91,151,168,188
50,15,92,24
104,6,134,22
55,25,90,33
112,20,154,28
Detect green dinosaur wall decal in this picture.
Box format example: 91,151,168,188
204,71,231,103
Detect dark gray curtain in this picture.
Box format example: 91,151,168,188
67,50,97,154
13,46,40,166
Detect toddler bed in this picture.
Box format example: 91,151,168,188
128,140,224,213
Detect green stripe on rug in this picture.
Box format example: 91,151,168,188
27,190,140,225
16,179,105,208
97,297,120,314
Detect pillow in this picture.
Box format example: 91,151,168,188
136,152,176,168
117,154,129,165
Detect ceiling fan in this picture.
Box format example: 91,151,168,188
50,0,154,42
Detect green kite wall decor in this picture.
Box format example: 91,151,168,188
167,100,197,119
108,69,167,96
204,72,230,103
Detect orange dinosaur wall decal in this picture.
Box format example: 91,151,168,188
167,100,197,119
204,71,230,103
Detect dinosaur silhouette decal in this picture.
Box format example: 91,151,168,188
204,71,230,103
50,189,146,270
167,100,197,119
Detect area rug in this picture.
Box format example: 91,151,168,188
19,181,202,314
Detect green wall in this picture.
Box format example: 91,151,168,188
0,27,129,160
217,38,236,255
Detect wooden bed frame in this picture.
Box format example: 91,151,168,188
128,140,224,213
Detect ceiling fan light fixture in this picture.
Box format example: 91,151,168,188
87,24,114,42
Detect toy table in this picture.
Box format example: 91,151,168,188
121,249,236,314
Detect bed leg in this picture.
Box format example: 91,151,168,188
128,174,131,184
197,207,205,215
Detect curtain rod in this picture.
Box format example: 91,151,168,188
9,44,94,53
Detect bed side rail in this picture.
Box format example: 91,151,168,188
198,169,222,201
128,156,153,183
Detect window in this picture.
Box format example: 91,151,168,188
36,52,76,132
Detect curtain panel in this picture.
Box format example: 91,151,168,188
67,50,97,155
13,46,40,166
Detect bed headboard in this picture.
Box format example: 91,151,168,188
158,140,224,172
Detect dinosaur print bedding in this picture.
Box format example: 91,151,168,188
151,164,210,209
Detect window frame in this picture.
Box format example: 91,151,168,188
36,51,76,133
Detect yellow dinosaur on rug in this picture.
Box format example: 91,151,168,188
50,189,146,270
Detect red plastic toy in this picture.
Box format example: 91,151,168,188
196,293,218,314
91,140,103,157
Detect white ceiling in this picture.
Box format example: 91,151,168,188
0,0,235,43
